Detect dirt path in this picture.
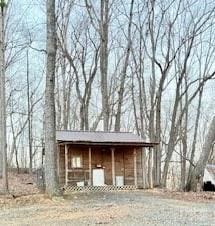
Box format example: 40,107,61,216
0,191,214,226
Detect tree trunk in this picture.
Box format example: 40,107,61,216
26,49,33,173
186,116,215,191
181,135,187,190
0,3,8,193
100,0,109,131
45,0,60,197
187,88,203,183
154,75,166,186
180,78,188,190
62,58,68,130
15,145,20,174
80,103,85,130
114,0,134,131
161,83,181,187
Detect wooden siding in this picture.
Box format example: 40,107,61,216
58,145,144,187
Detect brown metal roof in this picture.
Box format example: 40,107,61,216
56,130,157,147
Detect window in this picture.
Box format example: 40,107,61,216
71,156,82,168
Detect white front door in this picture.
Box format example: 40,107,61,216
93,169,105,186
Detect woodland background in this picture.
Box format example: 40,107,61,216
0,0,215,192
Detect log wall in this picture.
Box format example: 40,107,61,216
58,145,144,187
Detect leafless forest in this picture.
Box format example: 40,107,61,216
0,0,215,196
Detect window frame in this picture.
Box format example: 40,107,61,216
71,155,83,169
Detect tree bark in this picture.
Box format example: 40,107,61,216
45,0,60,197
187,87,203,184
0,3,8,193
186,116,215,191
100,0,109,131
26,49,33,173
161,79,181,187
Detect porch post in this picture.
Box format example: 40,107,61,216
111,148,116,185
134,148,137,186
65,144,68,186
141,147,147,188
89,147,92,185
57,144,60,177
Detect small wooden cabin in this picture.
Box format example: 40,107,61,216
56,131,157,188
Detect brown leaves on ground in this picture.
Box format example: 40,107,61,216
0,194,53,209
146,188,215,202
0,172,40,196
0,172,214,211
0,172,47,209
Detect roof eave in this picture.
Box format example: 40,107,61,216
57,140,158,148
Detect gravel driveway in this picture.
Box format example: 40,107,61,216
0,191,214,226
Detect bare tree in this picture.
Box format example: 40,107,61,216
55,0,74,130
58,21,100,131
161,2,215,187
45,0,60,197
114,0,134,131
26,49,33,173
85,0,111,131
99,0,110,131
0,0,8,193
186,116,215,191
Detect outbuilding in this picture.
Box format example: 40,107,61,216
203,164,215,191
56,130,157,190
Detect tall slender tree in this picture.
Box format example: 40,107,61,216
0,0,8,193
84,0,111,131
26,49,33,174
45,0,60,197
99,0,109,131
114,0,134,132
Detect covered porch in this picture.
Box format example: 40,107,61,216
56,131,157,190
